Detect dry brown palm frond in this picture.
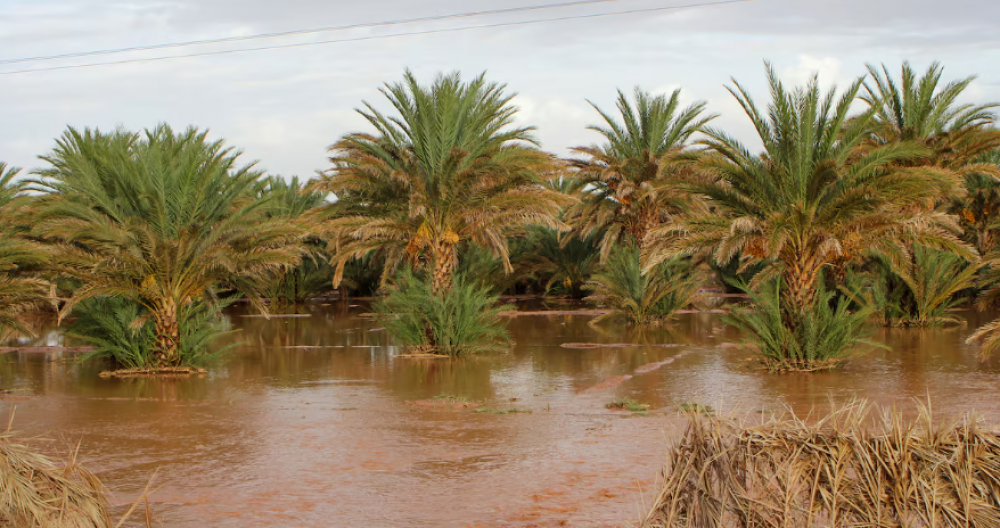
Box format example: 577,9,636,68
0,408,160,528
642,399,1000,528
0,432,112,528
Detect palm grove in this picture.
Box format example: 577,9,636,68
3,61,1000,373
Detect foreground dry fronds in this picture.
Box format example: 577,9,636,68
0,433,111,528
642,400,1000,527
0,411,157,528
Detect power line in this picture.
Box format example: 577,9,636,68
0,0,755,76
0,0,643,65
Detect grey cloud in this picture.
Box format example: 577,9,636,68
2,0,1000,178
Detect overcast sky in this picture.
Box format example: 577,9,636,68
2,0,1000,179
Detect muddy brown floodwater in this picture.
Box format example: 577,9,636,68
5,301,1000,527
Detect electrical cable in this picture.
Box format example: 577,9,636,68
0,0,756,76
0,0,650,65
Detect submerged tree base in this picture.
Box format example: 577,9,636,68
737,352,851,373
99,366,207,378
879,317,967,328
396,350,452,359
762,360,848,373
642,400,1000,527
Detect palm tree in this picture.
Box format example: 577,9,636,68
514,175,600,298
30,125,307,366
567,87,715,259
862,62,997,333
645,64,971,317
862,61,1000,175
0,163,49,341
967,253,1000,359
949,150,1000,255
260,175,327,217
518,227,601,298
314,70,567,295
258,176,333,305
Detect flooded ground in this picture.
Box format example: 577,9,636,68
6,301,1000,527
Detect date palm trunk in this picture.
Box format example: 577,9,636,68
784,256,823,321
630,204,659,252
430,242,457,297
153,299,181,366
780,242,826,329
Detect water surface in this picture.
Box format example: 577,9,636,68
6,302,1000,527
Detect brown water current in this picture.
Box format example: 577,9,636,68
5,301,1000,527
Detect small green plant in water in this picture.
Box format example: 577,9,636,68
606,397,650,412
725,279,884,372
375,270,513,356
432,394,469,403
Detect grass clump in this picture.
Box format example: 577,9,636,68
606,397,650,412
641,399,1000,528
724,279,883,372
585,245,703,326
69,296,233,371
375,270,512,356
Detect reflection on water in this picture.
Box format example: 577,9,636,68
5,303,1000,527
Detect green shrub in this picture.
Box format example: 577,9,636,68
375,271,512,356
585,244,703,325
842,246,977,327
70,296,232,369
69,297,153,369
678,402,715,414
725,279,883,372
177,300,236,365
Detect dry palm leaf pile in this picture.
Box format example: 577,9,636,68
642,400,1000,527
0,431,112,528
